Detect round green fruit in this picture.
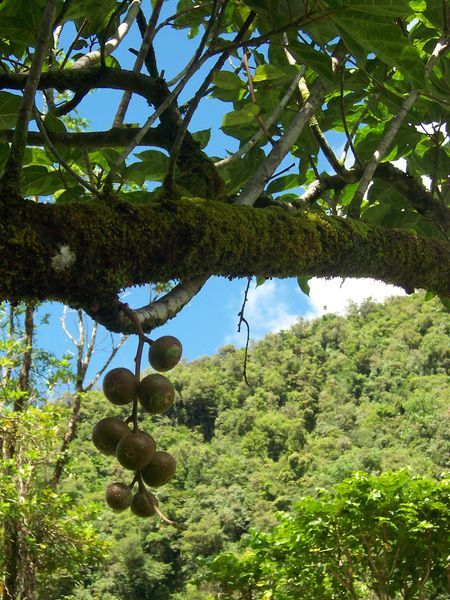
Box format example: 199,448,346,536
148,336,182,372
130,490,157,517
138,374,175,414
141,451,176,488
103,367,137,406
116,431,156,470
92,417,130,456
105,482,133,512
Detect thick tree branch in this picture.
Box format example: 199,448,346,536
0,196,448,333
0,126,171,149
0,67,163,105
298,163,450,231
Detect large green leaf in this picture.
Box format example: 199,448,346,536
326,0,413,16
0,91,21,129
0,0,45,45
287,41,334,82
134,150,169,182
21,166,64,197
221,104,260,140
335,12,425,85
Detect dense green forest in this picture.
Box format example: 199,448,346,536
1,293,449,599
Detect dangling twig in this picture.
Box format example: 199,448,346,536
237,277,252,386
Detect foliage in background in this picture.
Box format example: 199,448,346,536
54,292,449,599
205,470,449,599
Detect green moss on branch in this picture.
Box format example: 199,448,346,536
0,195,448,331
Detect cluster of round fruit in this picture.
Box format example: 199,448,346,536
92,335,182,518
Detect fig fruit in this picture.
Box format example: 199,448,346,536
105,482,133,512
141,451,176,488
92,416,130,456
116,431,156,470
138,374,175,414
148,336,182,372
103,367,137,406
130,490,157,517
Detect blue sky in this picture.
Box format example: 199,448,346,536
34,5,406,386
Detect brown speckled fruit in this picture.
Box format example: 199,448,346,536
138,374,175,414
92,417,130,456
103,368,137,406
130,490,157,517
105,482,133,512
116,431,156,470
148,336,182,372
141,451,176,488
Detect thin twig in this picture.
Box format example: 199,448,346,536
339,68,362,168
242,49,273,142
164,10,256,191
112,1,164,127
237,277,252,386
59,20,87,70
33,108,99,196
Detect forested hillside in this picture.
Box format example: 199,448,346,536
22,293,450,598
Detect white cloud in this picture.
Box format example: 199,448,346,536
306,277,405,318
225,280,298,346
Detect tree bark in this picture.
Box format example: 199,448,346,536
0,196,448,333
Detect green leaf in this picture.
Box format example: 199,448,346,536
256,276,266,287
134,150,169,181
253,64,297,83
212,71,245,90
297,276,311,296
221,104,260,140
335,12,425,85
326,0,414,16
192,129,211,149
0,91,21,129
287,42,334,82
267,174,300,194
21,166,64,197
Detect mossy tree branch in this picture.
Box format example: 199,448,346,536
0,195,448,333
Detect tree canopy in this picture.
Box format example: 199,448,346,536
0,0,449,331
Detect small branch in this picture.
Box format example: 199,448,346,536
236,77,328,206
33,108,99,196
243,49,273,142
349,37,449,218
340,89,380,164
51,89,89,118
214,68,305,168
89,275,208,334
72,0,143,70
59,20,87,70
112,1,164,128
0,0,58,193
339,68,362,168
283,36,344,175
164,10,257,191
167,0,225,87
85,334,127,392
